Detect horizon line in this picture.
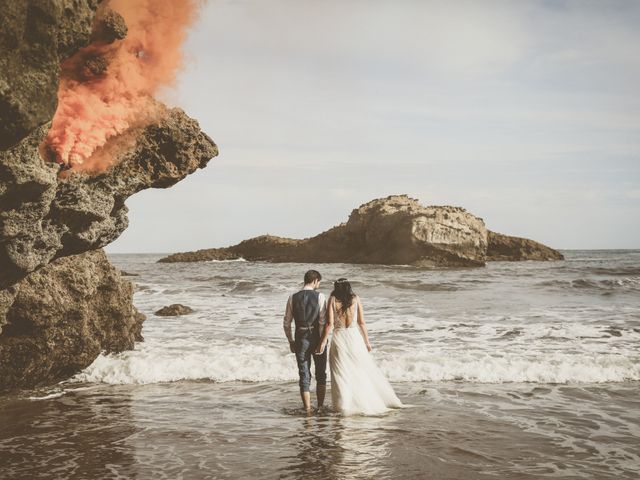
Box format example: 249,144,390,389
105,248,640,255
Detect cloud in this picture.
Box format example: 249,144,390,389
108,0,640,252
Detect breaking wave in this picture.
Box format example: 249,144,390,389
537,277,640,292
71,343,640,386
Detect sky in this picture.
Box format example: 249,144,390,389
106,0,640,253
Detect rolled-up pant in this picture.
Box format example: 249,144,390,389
294,329,327,393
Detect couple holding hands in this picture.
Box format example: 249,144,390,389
283,270,403,415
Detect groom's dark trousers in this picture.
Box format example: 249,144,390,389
291,289,327,393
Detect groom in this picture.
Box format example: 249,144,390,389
283,269,327,412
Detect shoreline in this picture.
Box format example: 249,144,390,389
2,380,639,479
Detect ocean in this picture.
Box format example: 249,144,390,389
1,250,639,479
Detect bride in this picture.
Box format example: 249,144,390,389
315,278,403,415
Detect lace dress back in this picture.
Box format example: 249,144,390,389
332,297,357,330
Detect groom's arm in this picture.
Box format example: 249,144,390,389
316,296,334,355
318,292,327,326
283,295,295,352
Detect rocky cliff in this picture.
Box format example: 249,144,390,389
0,249,144,391
0,0,98,150
0,1,217,391
0,107,216,289
158,195,563,266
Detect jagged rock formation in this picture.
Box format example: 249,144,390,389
486,230,564,261
160,195,488,267
0,249,144,391
159,195,563,266
0,107,217,290
155,304,195,316
0,2,218,391
0,0,99,150
91,10,128,44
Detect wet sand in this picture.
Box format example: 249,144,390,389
1,381,638,479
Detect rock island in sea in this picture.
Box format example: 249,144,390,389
158,195,564,267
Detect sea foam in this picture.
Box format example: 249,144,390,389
71,342,640,385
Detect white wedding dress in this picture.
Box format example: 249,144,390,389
329,298,403,415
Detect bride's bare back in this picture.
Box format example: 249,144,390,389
332,296,358,329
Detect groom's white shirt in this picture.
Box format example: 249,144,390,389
283,286,327,343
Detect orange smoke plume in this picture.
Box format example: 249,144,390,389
43,0,201,172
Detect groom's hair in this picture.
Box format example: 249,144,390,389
304,270,322,285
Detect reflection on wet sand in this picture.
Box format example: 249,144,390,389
1,381,639,479
331,416,390,478
282,415,343,478
282,413,391,479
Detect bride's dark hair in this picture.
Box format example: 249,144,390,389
331,278,356,316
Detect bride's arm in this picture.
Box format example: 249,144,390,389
356,296,372,352
315,296,334,354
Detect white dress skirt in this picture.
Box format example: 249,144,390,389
329,299,403,416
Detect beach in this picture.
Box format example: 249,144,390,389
1,250,639,479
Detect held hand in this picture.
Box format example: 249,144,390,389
289,340,296,353
314,342,326,355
